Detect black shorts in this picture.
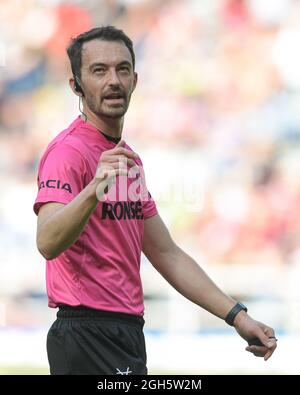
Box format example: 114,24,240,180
47,305,147,375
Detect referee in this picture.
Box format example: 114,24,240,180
34,26,277,375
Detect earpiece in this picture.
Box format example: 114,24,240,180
74,75,83,95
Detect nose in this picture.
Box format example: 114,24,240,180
106,68,121,87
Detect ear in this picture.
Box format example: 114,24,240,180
132,72,138,93
69,76,82,97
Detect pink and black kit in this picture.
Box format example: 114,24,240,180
34,117,158,374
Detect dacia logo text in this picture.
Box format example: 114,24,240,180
38,179,72,193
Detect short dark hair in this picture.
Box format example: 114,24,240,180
67,26,135,79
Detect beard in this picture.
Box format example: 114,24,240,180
85,91,130,119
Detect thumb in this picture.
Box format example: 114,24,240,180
116,139,126,148
256,329,276,349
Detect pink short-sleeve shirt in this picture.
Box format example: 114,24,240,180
34,117,157,316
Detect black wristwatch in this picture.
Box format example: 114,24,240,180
225,302,248,326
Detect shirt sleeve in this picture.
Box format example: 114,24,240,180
33,143,87,215
142,190,158,220
136,158,158,220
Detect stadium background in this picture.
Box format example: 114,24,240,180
0,0,300,374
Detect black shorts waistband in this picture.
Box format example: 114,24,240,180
57,305,144,327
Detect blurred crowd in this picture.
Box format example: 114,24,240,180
1,0,300,324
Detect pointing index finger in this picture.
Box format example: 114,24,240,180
115,139,126,148
114,147,139,159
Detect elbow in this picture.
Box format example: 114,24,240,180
37,245,59,261
36,234,59,260
39,250,58,261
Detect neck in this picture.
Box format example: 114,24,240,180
81,104,123,138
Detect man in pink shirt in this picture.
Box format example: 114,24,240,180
34,26,277,375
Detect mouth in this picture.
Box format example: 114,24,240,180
103,93,125,105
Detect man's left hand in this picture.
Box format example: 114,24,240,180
233,310,277,361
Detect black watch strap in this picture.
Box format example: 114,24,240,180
225,302,247,326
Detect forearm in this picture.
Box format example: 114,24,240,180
153,245,236,320
37,181,99,259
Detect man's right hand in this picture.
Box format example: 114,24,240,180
91,140,139,199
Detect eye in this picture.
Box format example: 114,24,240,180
94,68,106,74
119,66,130,73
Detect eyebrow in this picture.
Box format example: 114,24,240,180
89,61,132,71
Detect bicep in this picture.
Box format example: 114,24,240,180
37,202,65,232
142,214,177,265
